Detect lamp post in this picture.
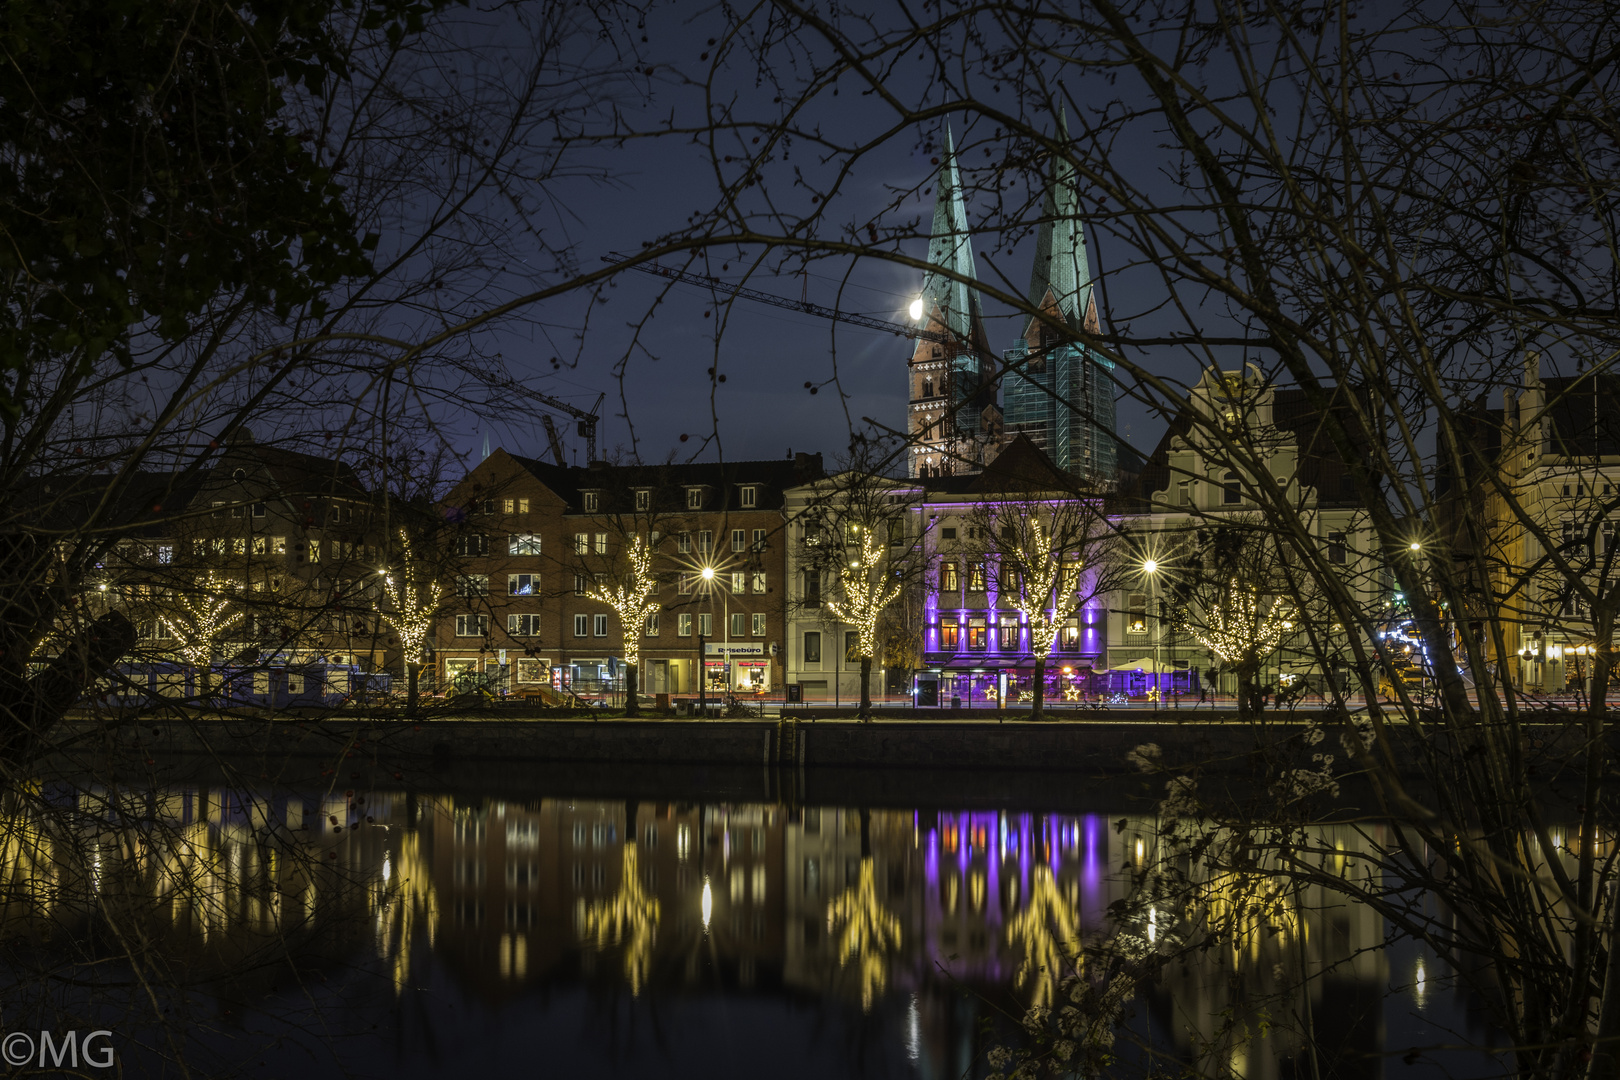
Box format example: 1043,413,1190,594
1143,559,1160,713
698,565,733,712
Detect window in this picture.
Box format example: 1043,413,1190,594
211,501,225,517
1060,618,1080,651
592,614,607,637
583,492,599,512
503,498,515,513
804,572,821,608
458,534,489,557
941,562,959,591
458,575,490,598
803,631,822,664
272,537,286,555
309,539,321,563
698,613,712,637
594,533,608,555
1327,532,1347,566
967,561,987,591
678,573,693,595
1128,592,1148,633
574,574,587,596
731,613,747,637
678,532,692,554
678,613,693,637
456,615,489,637
251,537,267,555
508,574,538,596
941,616,960,649
509,534,541,555
999,562,1019,594
574,614,589,637
645,613,659,637
941,526,957,540
732,529,746,552
157,545,173,565
967,617,988,650
698,530,713,554
732,571,747,593
998,614,1020,648
740,486,757,508
845,631,860,661
752,613,766,637
752,571,767,593
1223,472,1242,505
574,533,589,555
253,502,266,518
687,488,704,510
1177,482,1191,506
636,490,650,511
508,614,541,637
1564,522,1591,559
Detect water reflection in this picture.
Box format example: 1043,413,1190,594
0,784,1493,1078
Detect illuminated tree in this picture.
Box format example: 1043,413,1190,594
1191,583,1295,718
974,498,1126,718
161,572,242,670
377,530,441,714
585,535,661,717
826,529,904,721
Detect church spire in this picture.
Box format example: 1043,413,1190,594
1025,111,1098,336
916,125,988,351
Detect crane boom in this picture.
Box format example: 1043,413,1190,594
602,252,953,345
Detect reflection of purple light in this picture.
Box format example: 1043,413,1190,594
926,830,939,889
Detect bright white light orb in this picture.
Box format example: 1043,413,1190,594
1143,559,1159,574
701,566,715,580
908,297,924,320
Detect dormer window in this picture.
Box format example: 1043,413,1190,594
583,492,599,512
686,488,704,510
739,486,757,509
635,490,650,511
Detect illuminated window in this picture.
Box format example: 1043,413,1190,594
940,616,960,649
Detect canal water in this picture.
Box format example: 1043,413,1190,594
0,771,1502,1079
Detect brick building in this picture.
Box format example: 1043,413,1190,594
432,450,824,699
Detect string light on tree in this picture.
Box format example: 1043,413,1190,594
1192,581,1294,663
578,842,661,995
586,535,661,670
377,529,441,664
825,857,902,1010
162,571,242,667
826,529,903,664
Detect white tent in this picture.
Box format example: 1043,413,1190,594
1118,657,1179,673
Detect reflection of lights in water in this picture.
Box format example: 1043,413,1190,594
1147,906,1157,944
382,851,391,883
677,824,691,861
1134,837,1145,867
906,994,921,1061
701,877,713,931
1414,956,1428,1009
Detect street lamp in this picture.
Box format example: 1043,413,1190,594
697,565,733,714
1142,559,1161,712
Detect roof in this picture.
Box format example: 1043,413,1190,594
916,125,989,353
1024,111,1099,336
924,434,1090,498
497,451,827,514
1537,373,1620,457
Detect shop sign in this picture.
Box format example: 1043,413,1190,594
704,643,765,656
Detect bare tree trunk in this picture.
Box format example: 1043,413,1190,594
858,655,872,721
624,662,639,718
5,611,137,758
406,662,420,717
1589,883,1620,1080
1237,657,1261,720
1032,656,1047,720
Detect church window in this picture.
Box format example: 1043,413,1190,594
923,378,933,398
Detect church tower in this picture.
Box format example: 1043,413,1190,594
907,126,1003,479
1002,114,1117,486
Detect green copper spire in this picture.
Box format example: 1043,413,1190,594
917,125,987,350
1026,112,1097,332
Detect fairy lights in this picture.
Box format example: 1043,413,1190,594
377,530,441,664
826,530,903,662
1192,580,1294,663
1000,516,1079,661
578,842,661,995
162,571,242,667
585,535,661,669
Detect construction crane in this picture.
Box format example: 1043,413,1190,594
539,416,567,466
602,252,953,345
453,355,605,463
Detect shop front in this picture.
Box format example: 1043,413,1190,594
705,642,772,694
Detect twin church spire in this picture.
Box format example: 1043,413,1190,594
906,117,1114,484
